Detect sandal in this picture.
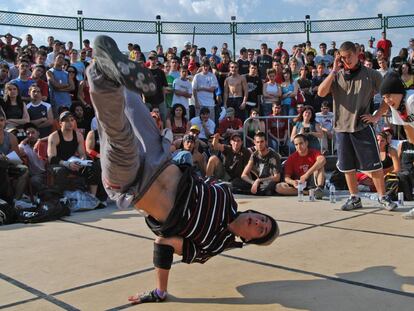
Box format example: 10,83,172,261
93,35,157,96
128,289,167,304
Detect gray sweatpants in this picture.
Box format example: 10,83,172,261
87,64,171,208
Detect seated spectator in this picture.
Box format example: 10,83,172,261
172,66,192,116
399,62,414,90
0,109,29,201
356,132,400,191
18,123,47,193
217,107,243,141
245,108,265,147
290,105,323,152
47,111,98,195
67,65,80,104
150,107,163,132
280,68,299,116
30,65,48,101
171,124,208,155
189,107,215,142
1,82,30,130
26,84,53,138
267,102,289,156
10,59,34,102
315,101,334,154
276,134,326,199
377,58,392,77
206,132,250,182
311,63,332,112
71,103,90,138
165,103,188,141
85,129,107,202
172,134,206,176
262,68,281,117
235,131,281,196
391,48,408,70
0,63,9,96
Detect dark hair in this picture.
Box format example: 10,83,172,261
3,83,24,116
297,105,316,123
238,210,279,246
398,61,412,76
339,41,357,53
170,103,187,120
293,133,308,142
282,68,293,83
254,131,266,140
83,39,90,44
36,50,47,58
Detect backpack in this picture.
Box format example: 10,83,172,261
329,168,348,190
16,189,71,223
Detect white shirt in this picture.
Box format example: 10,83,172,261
192,72,218,107
390,90,414,127
315,111,334,131
173,78,192,110
190,116,215,140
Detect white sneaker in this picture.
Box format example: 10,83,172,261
402,208,414,220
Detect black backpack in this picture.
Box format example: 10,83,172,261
329,168,348,190
16,189,71,223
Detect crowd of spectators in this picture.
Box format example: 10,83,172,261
1,31,414,219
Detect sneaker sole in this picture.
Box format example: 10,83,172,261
93,35,157,96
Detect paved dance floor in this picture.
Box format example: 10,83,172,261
1,193,414,310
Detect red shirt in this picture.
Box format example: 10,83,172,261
376,39,392,59
218,117,242,135
284,148,321,179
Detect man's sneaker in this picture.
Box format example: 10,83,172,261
314,187,324,200
402,208,414,220
341,196,363,211
378,195,398,211
93,35,156,96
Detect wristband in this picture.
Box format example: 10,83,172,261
89,150,99,159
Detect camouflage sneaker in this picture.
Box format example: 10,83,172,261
341,196,363,211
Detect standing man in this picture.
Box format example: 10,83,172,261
244,62,263,115
223,62,248,121
192,60,219,121
376,32,392,61
237,48,250,75
257,43,273,81
0,33,22,51
144,54,168,123
314,43,334,74
318,41,397,211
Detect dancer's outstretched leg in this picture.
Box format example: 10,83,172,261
87,35,171,208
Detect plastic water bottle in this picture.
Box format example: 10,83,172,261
398,192,404,206
329,185,336,203
309,188,315,202
298,182,304,202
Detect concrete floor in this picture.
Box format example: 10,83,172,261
1,193,414,311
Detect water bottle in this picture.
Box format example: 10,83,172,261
398,192,404,206
329,185,336,203
298,182,304,202
309,188,315,202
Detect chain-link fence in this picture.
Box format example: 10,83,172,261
1,10,413,51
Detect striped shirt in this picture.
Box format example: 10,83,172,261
179,175,242,264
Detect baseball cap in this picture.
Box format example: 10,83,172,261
184,41,191,46
190,125,200,132
59,111,73,121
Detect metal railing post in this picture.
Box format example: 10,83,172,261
77,10,83,49
231,16,236,61
305,15,310,42
156,15,162,47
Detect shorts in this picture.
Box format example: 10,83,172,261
336,126,382,173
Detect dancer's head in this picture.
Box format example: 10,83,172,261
236,210,279,246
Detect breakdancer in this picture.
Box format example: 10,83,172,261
87,36,279,304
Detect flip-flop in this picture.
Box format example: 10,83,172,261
128,289,166,304
93,35,157,96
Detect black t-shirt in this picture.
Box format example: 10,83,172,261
145,68,168,106
237,59,250,75
250,149,281,179
245,75,263,104
256,54,273,80
222,145,251,179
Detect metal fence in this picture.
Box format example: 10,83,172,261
1,10,413,58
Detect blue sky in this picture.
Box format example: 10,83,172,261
1,0,412,57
